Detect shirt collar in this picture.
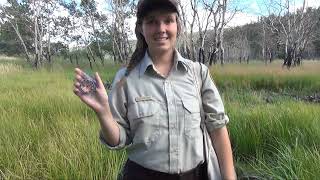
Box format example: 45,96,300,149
139,49,188,77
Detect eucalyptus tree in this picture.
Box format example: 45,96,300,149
182,0,235,65
177,0,196,60
223,26,249,63
108,0,134,63
80,0,105,65
0,0,64,68
33,0,62,65
186,0,213,63
311,8,320,59
60,0,83,64
264,0,319,68
0,0,32,63
260,17,278,64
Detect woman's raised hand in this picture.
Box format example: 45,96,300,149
73,68,110,115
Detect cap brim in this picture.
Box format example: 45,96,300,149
137,0,179,19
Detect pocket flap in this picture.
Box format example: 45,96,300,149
182,99,200,113
128,98,156,119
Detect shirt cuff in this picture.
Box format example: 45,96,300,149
205,113,229,133
99,126,127,150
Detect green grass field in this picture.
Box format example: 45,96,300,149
0,57,319,179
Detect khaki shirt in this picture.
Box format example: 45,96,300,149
100,50,229,174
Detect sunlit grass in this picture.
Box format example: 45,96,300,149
0,70,126,179
212,60,320,94
212,60,320,76
0,64,23,74
224,89,320,179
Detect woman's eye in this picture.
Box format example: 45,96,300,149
146,19,155,24
165,18,175,24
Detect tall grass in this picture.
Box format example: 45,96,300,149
212,61,320,94
0,64,22,75
0,58,319,179
0,70,126,179
225,91,320,178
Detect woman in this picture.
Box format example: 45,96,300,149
73,0,236,179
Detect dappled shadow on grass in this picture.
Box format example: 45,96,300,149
226,88,320,179
263,92,320,104
235,144,320,180
216,74,320,96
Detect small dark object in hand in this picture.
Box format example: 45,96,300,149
79,72,97,94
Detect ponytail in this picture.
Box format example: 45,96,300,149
125,21,148,76
116,20,147,87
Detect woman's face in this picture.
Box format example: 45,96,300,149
141,10,178,55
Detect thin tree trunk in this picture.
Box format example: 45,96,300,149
86,52,93,70
34,15,39,68
90,13,104,66
7,20,31,63
69,55,73,64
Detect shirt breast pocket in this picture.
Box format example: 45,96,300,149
182,99,202,139
127,97,160,147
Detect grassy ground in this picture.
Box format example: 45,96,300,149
0,57,319,179
213,61,320,179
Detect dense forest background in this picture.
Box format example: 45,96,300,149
1,0,320,69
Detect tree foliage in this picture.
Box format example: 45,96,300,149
0,0,320,69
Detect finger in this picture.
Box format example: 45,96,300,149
74,82,81,88
74,74,83,82
75,68,85,78
74,88,93,106
75,68,83,74
73,87,81,96
94,72,104,89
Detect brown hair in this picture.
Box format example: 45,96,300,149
125,19,148,77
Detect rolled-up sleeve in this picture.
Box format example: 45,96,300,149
99,68,132,149
200,64,229,133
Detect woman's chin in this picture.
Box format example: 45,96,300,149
150,45,173,53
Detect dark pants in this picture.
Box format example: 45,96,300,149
121,159,207,180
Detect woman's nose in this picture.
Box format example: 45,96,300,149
156,21,166,32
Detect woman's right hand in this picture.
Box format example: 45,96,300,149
73,68,109,115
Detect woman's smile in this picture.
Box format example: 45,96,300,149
154,36,168,41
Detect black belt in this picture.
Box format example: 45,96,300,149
121,159,206,180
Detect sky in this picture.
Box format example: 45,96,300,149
227,0,320,26
1,0,320,27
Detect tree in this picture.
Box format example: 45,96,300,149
223,26,250,63
1,0,65,68
177,0,196,60
108,0,133,64
185,0,236,65
80,0,105,65
264,0,319,68
0,0,32,63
